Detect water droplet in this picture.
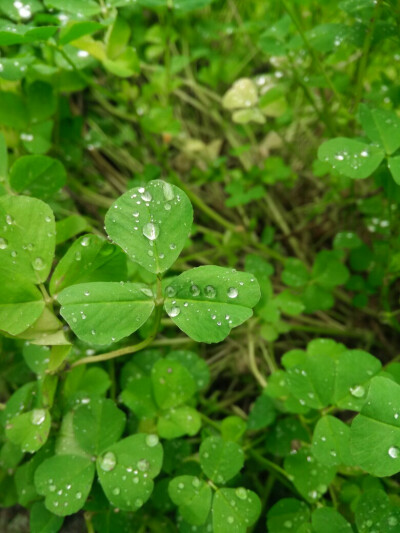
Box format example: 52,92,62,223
178,482,185,489
227,287,238,298
350,385,365,398
166,286,176,297
140,288,153,298
164,203,171,211
112,487,120,496
5,215,13,225
81,236,90,247
76,492,82,499
169,304,180,317
31,409,46,425
135,498,143,508
388,516,398,526
162,182,174,201
75,251,81,261
388,446,400,458
205,285,216,298
132,211,139,218
146,434,159,447
284,520,293,529
192,477,201,488
0,238,7,249
190,285,200,296
169,243,176,250
100,451,117,471
143,222,159,241
141,191,152,202
235,487,247,500
49,485,56,492
227,517,234,524
137,459,149,472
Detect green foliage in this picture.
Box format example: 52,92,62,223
1,0,400,531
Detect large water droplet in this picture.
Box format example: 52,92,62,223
145,434,159,447
100,451,117,471
190,285,200,296
81,236,90,247
227,287,238,298
166,286,176,297
140,288,153,298
32,257,45,271
5,214,13,225
349,385,365,398
0,237,8,249
143,222,159,241
162,182,174,201
112,487,120,496
192,477,201,488
135,498,143,508
388,446,400,459
31,409,46,426
169,306,181,317
137,459,149,472
141,191,152,202
235,487,247,500
205,285,216,298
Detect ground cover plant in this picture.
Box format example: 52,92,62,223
1,0,400,531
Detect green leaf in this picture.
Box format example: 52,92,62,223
221,416,247,442
311,507,352,533
73,397,126,455
121,378,158,420
0,276,44,335
163,266,260,343
27,82,56,123
355,489,400,533
282,259,310,287
44,0,101,15
168,475,212,525
275,290,305,316
212,488,261,533
59,21,104,45
105,180,193,274
333,349,381,411
166,350,210,391
312,416,352,467
157,406,201,439
302,285,334,312
388,155,400,185
30,501,64,533
23,344,51,376
0,131,7,182
312,251,349,289
58,282,155,345
199,436,244,484
96,434,163,512
350,376,400,476
247,394,276,431
141,107,181,135
50,234,127,295
55,215,91,245
6,409,51,453
34,454,95,516
106,15,131,59
0,195,55,283
222,78,258,110
9,155,66,200
333,231,363,250
151,359,196,409
284,448,336,503
318,138,384,179
267,498,310,533
0,91,27,129
359,104,400,155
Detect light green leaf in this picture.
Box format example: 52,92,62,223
221,416,247,442
312,251,349,289
9,155,66,200
96,434,163,512
157,406,201,439
232,108,266,125
121,378,158,420
388,155,400,185
212,488,261,533
168,475,212,525
44,0,101,15
59,21,104,46
284,448,336,503
50,234,127,295
55,215,91,245
359,104,400,155
311,507,352,533
350,376,400,476
22,344,51,376
0,277,44,335
6,409,51,453
58,282,155,345
318,138,384,179
267,498,310,533
222,78,258,110
105,180,192,274
275,290,305,316
30,501,64,533
151,359,196,409
312,416,352,467
281,258,310,287
34,454,95,516
166,350,210,391
73,397,126,455
0,195,55,283
0,131,7,182
199,436,244,484
164,266,260,343
247,394,276,431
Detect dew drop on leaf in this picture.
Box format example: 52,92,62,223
31,408,46,425
145,434,159,447
137,459,149,472
100,451,117,471
388,446,400,459
162,182,175,201
169,305,181,317
227,287,238,298
192,477,201,488
190,284,200,296
235,487,247,500
0,237,7,249
81,236,90,247
166,286,176,297
205,285,216,298
5,214,13,225
143,222,159,241
32,257,45,271
349,385,365,398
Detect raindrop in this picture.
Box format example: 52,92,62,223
140,288,153,298
146,434,159,447
5,215,13,225
112,487,120,496
360,150,369,157
31,409,46,426
284,521,293,529
75,251,82,261
143,222,159,241
227,517,234,524
349,385,365,398
76,492,82,499
81,236,90,247
192,477,201,488
388,446,400,459
190,285,200,296
141,191,152,202
169,243,176,250
169,306,181,317
84,290,90,296
137,459,149,472
164,203,171,211
205,285,216,298
135,498,143,508
163,182,175,201
100,451,117,471
227,287,238,298
388,516,398,526
166,286,176,297
0,238,7,249
235,487,247,500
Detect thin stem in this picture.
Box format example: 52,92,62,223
248,329,267,388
